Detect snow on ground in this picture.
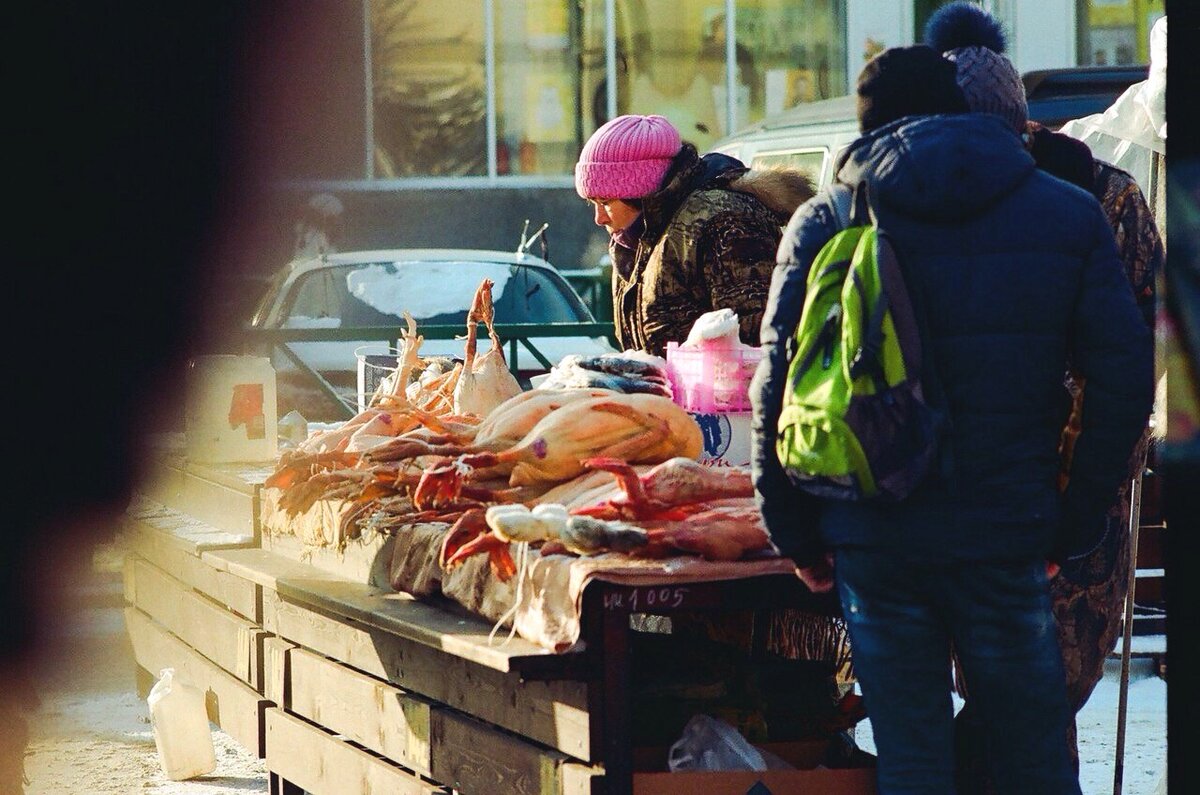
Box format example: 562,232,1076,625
853,656,1167,794
19,568,267,794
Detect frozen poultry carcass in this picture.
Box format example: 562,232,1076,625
641,503,776,561
273,468,372,516
488,393,701,486
528,503,772,563
471,387,614,449
265,449,361,490
409,362,462,414
452,279,522,418
302,313,425,454
532,467,643,510
368,311,424,409
364,387,615,462
439,504,649,581
572,457,753,519
343,408,438,453
418,393,703,497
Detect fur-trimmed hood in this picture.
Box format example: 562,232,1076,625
641,144,815,237
728,167,817,223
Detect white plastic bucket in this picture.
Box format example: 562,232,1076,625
147,668,217,781
184,355,278,463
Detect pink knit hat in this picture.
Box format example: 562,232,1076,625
574,115,682,199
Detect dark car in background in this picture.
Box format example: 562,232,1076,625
1022,64,1148,129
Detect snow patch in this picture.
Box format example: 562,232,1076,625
345,261,512,319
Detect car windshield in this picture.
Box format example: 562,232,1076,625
250,266,293,327
276,260,592,329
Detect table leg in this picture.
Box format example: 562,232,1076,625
602,604,632,794
269,771,304,795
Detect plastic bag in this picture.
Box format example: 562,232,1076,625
684,308,741,347
147,668,217,781
667,714,767,772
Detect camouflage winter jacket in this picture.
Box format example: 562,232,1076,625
609,143,814,357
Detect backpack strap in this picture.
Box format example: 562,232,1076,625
830,184,854,231
849,181,874,227
854,181,957,485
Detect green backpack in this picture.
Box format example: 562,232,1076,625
776,185,944,501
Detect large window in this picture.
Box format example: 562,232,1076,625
614,0,729,152
370,0,487,177
1076,0,1163,66
495,1,581,175
736,0,848,126
596,1,848,153
359,0,853,179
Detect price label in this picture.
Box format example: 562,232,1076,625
603,586,691,612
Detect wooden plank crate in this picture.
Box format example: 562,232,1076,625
135,440,271,541
207,547,603,795
121,448,862,794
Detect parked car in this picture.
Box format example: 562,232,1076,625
248,249,617,417
710,65,1148,189
1022,64,1148,129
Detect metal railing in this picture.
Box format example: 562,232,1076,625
559,266,612,322
239,322,618,419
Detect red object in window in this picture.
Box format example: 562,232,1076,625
497,139,511,175
519,140,538,174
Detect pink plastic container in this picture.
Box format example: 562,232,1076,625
666,341,763,413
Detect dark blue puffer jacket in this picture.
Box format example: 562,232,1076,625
751,113,1153,566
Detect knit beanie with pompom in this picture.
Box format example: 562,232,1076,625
925,1,1028,134
574,115,683,199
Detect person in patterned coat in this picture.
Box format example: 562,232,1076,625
574,114,814,357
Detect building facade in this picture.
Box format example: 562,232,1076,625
269,0,1162,274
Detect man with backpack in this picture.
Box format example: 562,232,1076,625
750,44,1153,794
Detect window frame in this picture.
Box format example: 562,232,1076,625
749,147,829,185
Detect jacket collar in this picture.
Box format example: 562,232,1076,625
638,144,748,241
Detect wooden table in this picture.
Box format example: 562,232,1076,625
120,445,857,794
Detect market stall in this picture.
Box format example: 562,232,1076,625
121,280,875,794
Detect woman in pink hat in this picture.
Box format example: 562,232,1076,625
575,114,813,357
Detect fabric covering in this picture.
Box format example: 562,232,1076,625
262,481,831,655
574,114,682,199
443,546,798,653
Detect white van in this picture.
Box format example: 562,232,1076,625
710,95,859,191
710,66,1148,191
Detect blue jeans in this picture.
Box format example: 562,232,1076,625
835,547,1081,795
